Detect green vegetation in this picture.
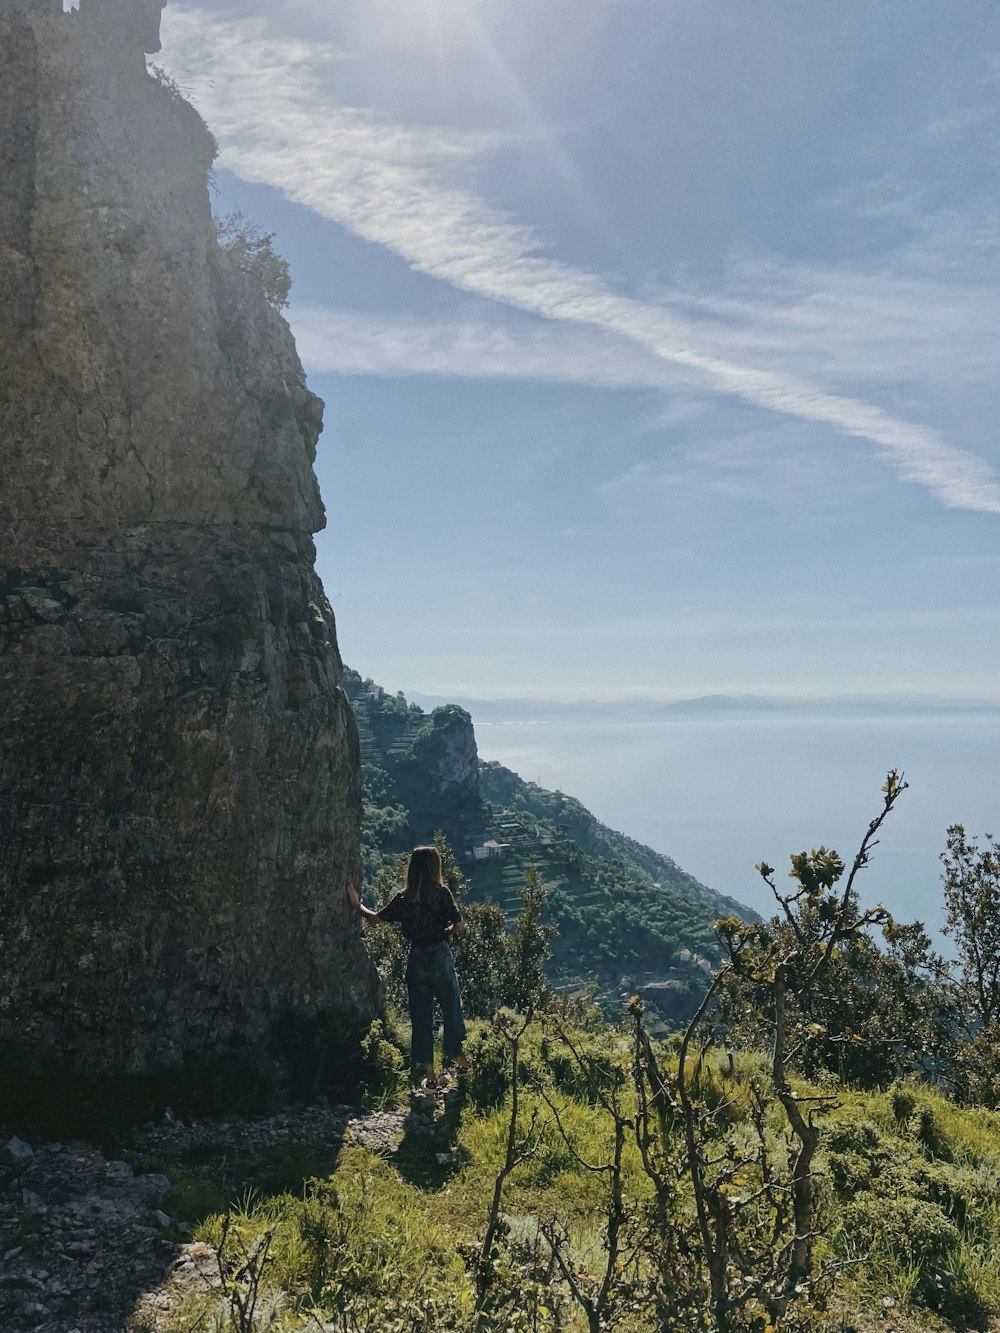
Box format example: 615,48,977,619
215,211,292,309
939,824,1000,1106
141,776,1000,1332
145,67,287,315
145,1034,1000,1333
477,758,748,921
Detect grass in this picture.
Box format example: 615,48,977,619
152,1140,349,1227
136,1019,1000,1333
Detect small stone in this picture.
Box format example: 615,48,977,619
154,1209,171,1229
2,1135,34,1163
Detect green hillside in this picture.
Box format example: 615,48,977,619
478,759,748,917
344,667,757,1013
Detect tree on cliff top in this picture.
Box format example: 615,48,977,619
215,210,292,309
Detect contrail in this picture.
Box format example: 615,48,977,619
162,6,1000,515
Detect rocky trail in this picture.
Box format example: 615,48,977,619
0,1089,456,1333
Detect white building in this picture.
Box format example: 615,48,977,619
473,839,513,860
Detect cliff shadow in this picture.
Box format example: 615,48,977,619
0,1009,376,1141
391,1085,469,1189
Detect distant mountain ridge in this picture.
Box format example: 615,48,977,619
344,668,758,1014
408,691,1000,720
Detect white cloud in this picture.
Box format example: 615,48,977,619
291,305,696,391
648,250,1000,391
601,425,876,515
162,5,1000,516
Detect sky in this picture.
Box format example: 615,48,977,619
155,0,1000,706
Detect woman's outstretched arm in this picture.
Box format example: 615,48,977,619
346,876,382,924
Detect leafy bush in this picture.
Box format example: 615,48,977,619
451,899,509,1018
916,1102,954,1161
215,210,292,309
539,1028,620,1103
839,1193,960,1269
825,1117,893,1196
826,1117,885,1159
897,1159,978,1229
359,1020,405,1105
464,1024,511,1108
890,1080,918,1125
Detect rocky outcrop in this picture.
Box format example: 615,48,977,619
0,0,378,1101
344,672,485,860
409,706,481,823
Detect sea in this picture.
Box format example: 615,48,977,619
465,709,1000,942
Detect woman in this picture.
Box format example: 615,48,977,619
347,845,469,1089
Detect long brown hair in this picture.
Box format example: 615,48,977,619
405,845,445,903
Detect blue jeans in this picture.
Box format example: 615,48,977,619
405,942,467,1067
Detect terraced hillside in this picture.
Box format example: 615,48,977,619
344,668,756,1008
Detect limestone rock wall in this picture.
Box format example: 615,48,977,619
410,706,481,820
0,0,379,1086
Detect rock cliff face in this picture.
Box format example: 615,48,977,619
344,673,485,866
0,0,378,1096
408,705,481,828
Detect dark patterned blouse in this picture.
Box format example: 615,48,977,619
378,884,462,945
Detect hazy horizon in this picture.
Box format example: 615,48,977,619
409,688,1000,714
434,698,999,942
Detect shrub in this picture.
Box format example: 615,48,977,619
828,1150,879,1196
826,1118,895,1196
826,1118,884,1159
916,1102,953,1161
896,1159,978,1229
464,1025,510,1108
890,1081,918,1125
539,1028,619,1103
215,210,292,309
359,1020,405,1104
839,1193,960,1269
